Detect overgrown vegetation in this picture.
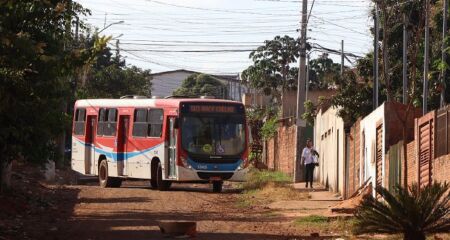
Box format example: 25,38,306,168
0,0,95,191
237,169,308,208
354,183,450,240
242,168,291,190
261,117,278,140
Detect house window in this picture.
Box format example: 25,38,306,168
148,109,163,137
133,109,148,137
74,108,86,135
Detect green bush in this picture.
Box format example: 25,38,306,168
261,117,278,140
243,168,290,190
354,182,450,240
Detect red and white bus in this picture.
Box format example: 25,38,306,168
71,96,249,192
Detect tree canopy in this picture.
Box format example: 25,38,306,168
0,0,92,171
242,35,302,103
77,37,152,99
173,73,228,98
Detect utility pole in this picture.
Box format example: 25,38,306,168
374,5,379,109
424,0,430,114
306,54,310,101
238,75,242,102
403,13,408,104
341,40,344,76
294,0,308,183
442,0,448,107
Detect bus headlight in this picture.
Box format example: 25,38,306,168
238,160,246,170
181,156,191,168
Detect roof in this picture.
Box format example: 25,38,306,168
75,98,243,109
150,69,240,82
150,69,199,77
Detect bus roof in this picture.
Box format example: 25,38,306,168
75,98,243,108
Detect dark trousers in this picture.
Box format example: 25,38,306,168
305,163,315,187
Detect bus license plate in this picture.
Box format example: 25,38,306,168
210,176,222,181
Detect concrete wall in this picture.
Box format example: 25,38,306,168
314,107,345,195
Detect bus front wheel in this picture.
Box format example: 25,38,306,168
212,181,223,193
156,162,171,191
99,159,122,188
99,160,112,188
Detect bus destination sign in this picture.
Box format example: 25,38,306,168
189,105,236,113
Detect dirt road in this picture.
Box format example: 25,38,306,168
53,181,306,240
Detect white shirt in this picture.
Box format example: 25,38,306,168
302,147,316,165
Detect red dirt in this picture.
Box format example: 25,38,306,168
0,165,337,240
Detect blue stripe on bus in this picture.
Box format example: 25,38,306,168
187,158,242,171
75,139,161,162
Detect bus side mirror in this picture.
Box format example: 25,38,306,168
174,118,179,129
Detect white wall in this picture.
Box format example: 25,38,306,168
314,107,345,195
359,103,386,192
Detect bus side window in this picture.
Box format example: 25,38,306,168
148,109,163,138
105,108,117,136
132,108,148,137
97,108,106,136
74,108,86,135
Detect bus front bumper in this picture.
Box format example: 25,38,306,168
177,166,248,182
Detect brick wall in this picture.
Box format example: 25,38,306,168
384,152,390,189
265,123,297,177
266,138,275,170
346,119,361,198
433,154,450,183
406,140,417,186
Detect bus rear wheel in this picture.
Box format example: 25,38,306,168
156,162,171,191
99,159,122,188
212,181,223,193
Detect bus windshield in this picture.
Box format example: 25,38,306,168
181,114,245,156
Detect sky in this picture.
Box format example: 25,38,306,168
76,0,374,74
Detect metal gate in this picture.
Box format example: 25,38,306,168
388,141,402,191
416,113,434,188
376,124,383,189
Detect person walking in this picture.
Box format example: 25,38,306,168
301,139,319,189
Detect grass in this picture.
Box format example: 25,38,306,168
294,215,356,236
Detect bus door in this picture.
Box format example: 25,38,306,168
85,116,96,174
117,116,130,176
167,117,177,178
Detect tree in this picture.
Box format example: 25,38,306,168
173,73,227,99
0,0,99,191
241,35,301,104
308,54,342,90
354,183,450,240
330,54,374,123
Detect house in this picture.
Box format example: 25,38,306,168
358,102,420,195
149,69,245,101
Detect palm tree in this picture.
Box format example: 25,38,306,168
354,182,450,240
